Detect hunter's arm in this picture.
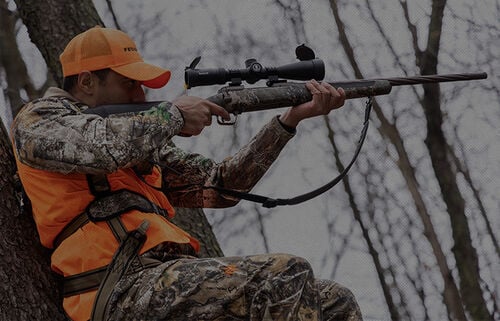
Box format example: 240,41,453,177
161,116,295,208
12,94,184,174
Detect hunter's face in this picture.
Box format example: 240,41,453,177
93,70,146,106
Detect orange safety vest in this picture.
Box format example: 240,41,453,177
14,155,200,321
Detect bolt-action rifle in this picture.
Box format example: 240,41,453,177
85,45,488,207
87,45,487,123
183,45,487,124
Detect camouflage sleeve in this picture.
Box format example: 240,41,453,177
161,116,295,208
12,97,184,174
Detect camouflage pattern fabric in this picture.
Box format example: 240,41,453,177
107,253,362,321
11,87,184,175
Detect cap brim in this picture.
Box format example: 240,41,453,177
111,61,171,89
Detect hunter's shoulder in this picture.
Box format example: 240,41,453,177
17,87,84,118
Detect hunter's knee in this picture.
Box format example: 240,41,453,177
270,253,315,277
319,280,362,320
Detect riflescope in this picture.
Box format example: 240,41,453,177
185,49,325,89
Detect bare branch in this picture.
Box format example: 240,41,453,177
398,0,423,67
272,0,307,44
322,112,401,320
446,128,500,258
105,0,122,30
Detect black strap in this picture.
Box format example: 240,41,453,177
53,211,89,248
90,221,150,320
63,255,161,297
63,266,108,297
205,97,373,208
53,190,168,248
60,215,162,298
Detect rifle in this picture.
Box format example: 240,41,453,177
85,47,488,207
87,45,488,122
87,71,487,124
181,45,487,124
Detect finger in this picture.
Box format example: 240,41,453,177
337,87,346,104
319,82,343,100
337,87,345,98
317,81,332,94
330,87,346,109
320,81,337,92
207,102,231,121
305,80,322,95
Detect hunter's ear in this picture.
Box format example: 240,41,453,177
77,71,95,94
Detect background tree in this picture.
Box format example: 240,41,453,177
0,0,52,122
320,1,496,320
301,1,496,319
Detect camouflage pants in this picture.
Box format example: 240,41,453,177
106,253,362,321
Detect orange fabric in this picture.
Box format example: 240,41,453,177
15,157,200,321
60,26,171,88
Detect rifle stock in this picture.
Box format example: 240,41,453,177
84,72,487,118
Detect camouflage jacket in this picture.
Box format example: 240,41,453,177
12,87,296,208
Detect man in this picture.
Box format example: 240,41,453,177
12,26,362,321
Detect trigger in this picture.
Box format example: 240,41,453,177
217,114,237,125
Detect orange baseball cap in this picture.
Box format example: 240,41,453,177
60,26,170,88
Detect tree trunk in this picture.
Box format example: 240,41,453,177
0,121,67,320
171,208,223,257
418,1,492,319
0,1,223,319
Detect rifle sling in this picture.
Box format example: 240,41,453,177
206,97,373,208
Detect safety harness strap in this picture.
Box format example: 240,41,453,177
63,256,161,297
53,174,165,301
63,265,107,297
53,189,168,248
53,211,89,248
107,215,128,243
91,220,150,320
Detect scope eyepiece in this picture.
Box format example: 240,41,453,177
185,58,325,88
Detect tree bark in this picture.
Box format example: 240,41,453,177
171,208,223,257
0,0,39,118
0,121,67,320
0,0,223,319
13,0,103,86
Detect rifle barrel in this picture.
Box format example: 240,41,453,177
375,72,487,86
